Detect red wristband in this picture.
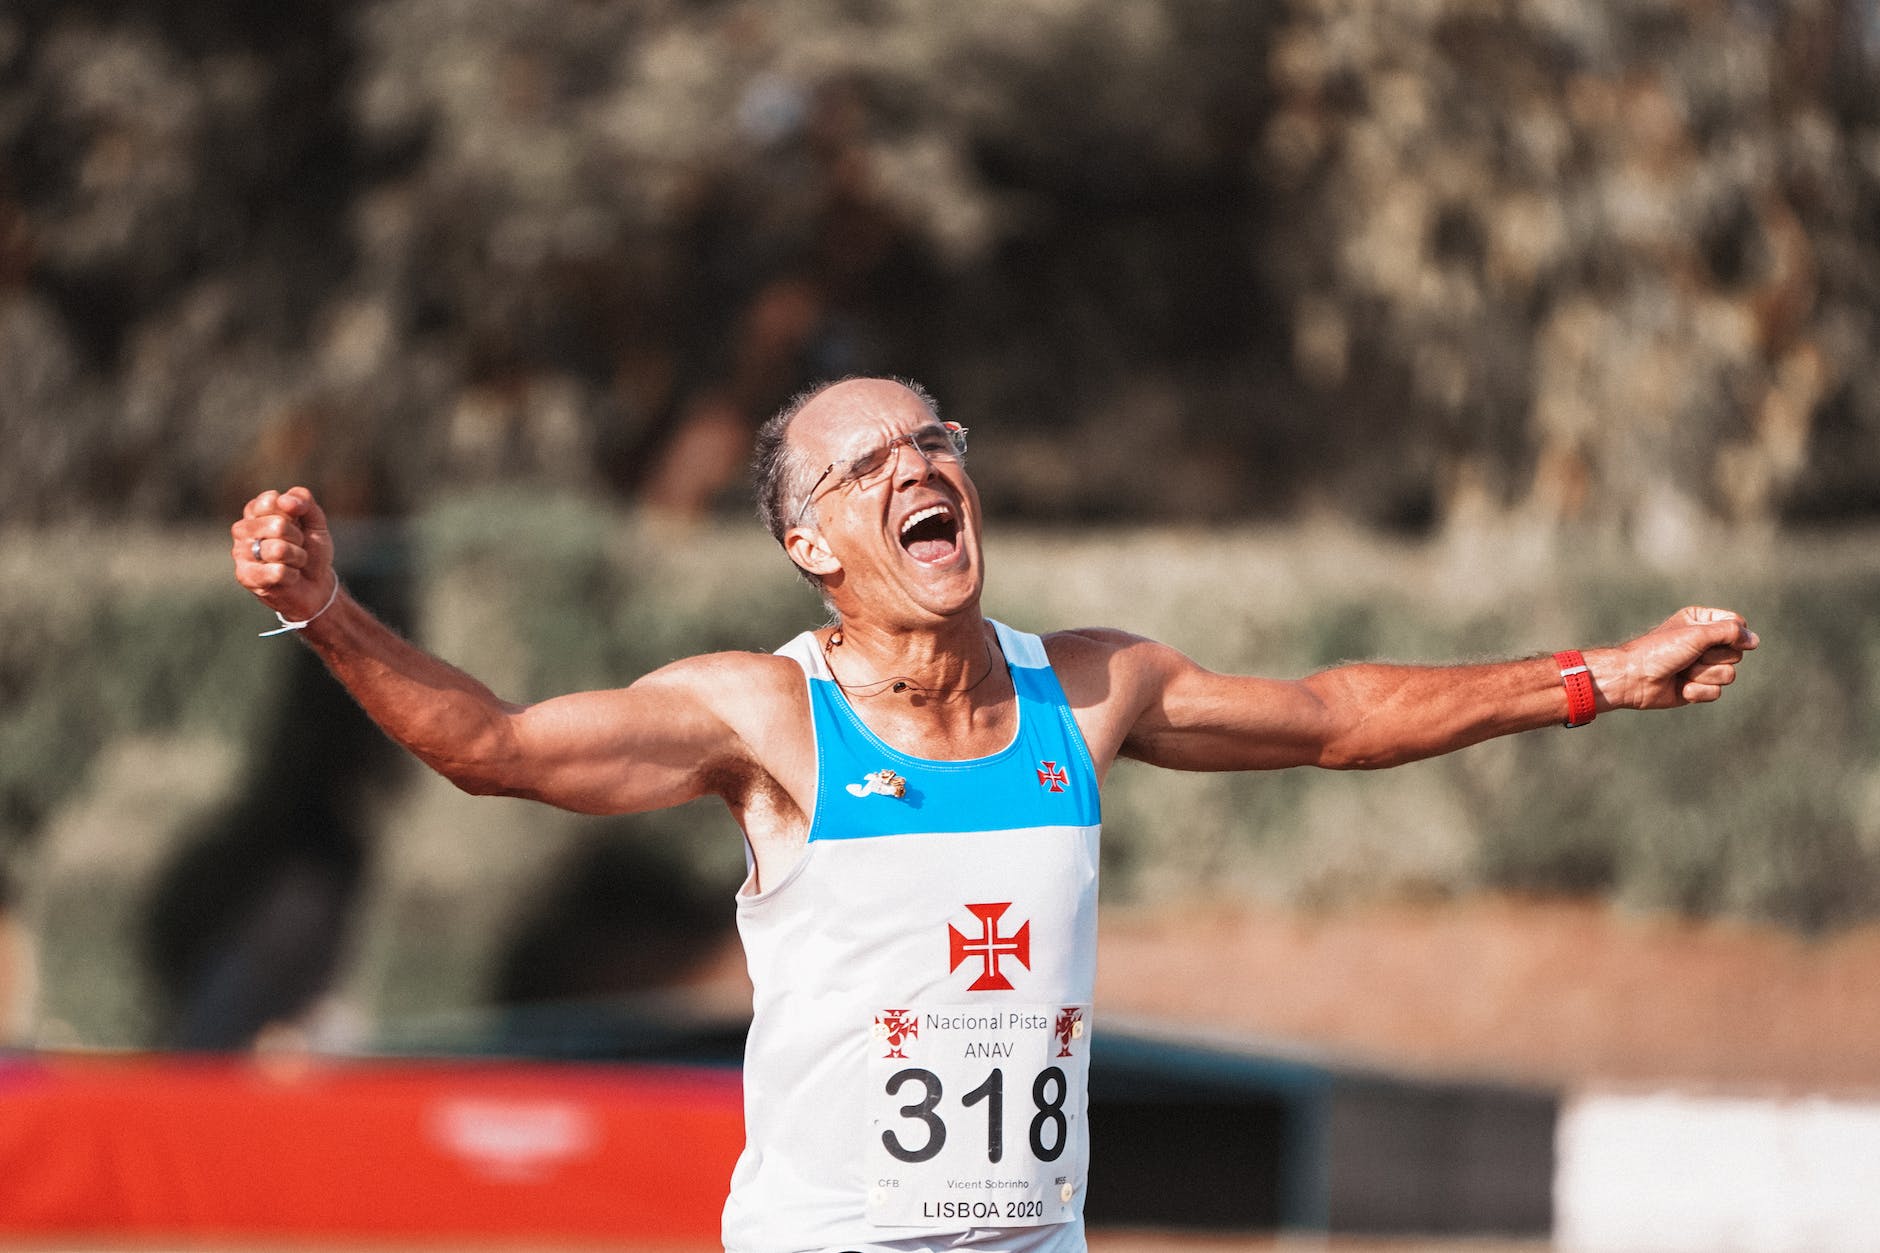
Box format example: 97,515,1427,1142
1554,649,1596,728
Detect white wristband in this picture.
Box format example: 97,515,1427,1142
260,578,341,637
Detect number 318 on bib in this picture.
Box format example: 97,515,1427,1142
864,1005,1089,1230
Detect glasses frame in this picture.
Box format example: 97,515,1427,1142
791,421,968,529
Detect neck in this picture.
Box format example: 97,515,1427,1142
822,613,999,700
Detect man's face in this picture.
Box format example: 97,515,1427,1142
784,380,985,624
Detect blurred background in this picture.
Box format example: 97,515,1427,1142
2,0,1880,1248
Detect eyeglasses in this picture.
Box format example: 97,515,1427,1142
793,421,968,528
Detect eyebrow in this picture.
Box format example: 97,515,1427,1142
836,423,940,461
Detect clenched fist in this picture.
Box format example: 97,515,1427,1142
1603,605,1760,712
231,487,339,628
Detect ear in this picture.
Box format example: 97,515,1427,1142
783,524,842,580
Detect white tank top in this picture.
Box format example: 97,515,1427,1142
723,621,1102,1253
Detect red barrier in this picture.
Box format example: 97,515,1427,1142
0,1054,743,1242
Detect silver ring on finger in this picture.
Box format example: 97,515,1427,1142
251,538,265,562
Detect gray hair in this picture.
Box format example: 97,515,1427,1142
751,375,941,596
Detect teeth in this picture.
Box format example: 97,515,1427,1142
900,504,951,536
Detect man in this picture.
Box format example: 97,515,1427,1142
233,376,1757,1252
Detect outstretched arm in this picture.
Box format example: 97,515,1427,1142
1068,607,1758,774
231,487,762,814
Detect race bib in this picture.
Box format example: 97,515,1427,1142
864,1004,1090,1228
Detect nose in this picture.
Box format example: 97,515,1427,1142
893,441,941,489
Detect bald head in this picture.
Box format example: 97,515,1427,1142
751,376,941,552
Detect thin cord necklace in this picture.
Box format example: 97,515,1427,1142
823,629,1001,698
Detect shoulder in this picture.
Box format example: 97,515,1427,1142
548,649,807,751
642,648,807,717
1038,627,1190,773
632,647,814,788
1041,626,1184,692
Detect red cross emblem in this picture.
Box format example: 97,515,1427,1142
947,902,1031,991
1037,760,1068,792
875,1008,919,1059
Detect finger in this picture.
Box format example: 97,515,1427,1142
235,550,299,591
1693,615,1755,654
285,490,335,577
1694,644,1744,666
282,486,325,527
1680,680,1723,704
249,513,307,548
233,519,306,566
1675,606,1738,634
1682,660,1737,689
231,524,304,568
243,489,285,521
256,555,318,587
1681,606,1758,646
245,537,308,569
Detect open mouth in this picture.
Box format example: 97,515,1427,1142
898,503,961,564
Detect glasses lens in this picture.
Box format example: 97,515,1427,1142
842,444,895,487
840,425,965,489
913,423,967,460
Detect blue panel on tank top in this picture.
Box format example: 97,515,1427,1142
806,644,1100,840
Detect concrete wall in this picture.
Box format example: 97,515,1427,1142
1557,1091,1880,1253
